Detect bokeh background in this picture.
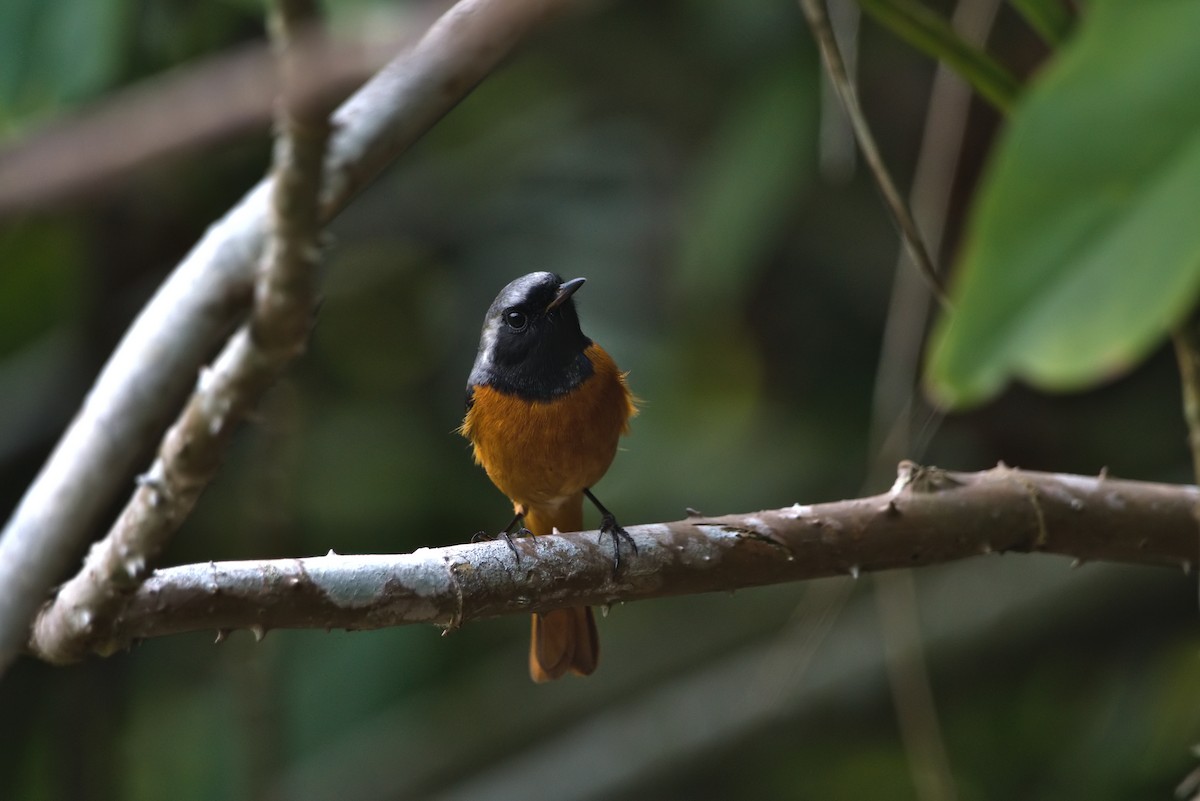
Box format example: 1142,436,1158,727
2,1,1198,799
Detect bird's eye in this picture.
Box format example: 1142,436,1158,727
503,309,528,331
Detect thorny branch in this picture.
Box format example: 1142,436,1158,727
27,464,1199,662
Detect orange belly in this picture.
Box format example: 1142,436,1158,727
461,343,635,513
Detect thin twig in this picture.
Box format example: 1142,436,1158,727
0,0,586,677
1173,316,1200,483
1169,310,1200,624
797,0,950,307
867,0,1000,467
27,0,334,665
817,0,861,182
25,464,1198,661
866,2,1001,799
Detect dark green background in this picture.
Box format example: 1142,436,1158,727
1,1,1196,799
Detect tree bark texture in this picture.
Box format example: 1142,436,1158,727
29,464,1197,662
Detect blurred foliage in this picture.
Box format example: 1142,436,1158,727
857,0,1020,111
1,1,1199,800
0,0,128,127
0,223,86,355
927,0,1200,407
1006,0,1071,46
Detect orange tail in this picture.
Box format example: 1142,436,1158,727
524,497,599,682
530,606,598,683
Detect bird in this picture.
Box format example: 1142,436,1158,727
460,271,637,682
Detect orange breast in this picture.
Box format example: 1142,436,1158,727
461,344,636,510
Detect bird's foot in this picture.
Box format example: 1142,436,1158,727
598,513,637,577
583,488,636,578
472,524,533,562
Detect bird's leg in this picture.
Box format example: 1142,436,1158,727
472,511,533,562
584,488,637,576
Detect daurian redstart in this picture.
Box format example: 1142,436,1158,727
461,272,637,682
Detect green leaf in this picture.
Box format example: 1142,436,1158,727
926,0,1200,408
1008,0,1073,47
857,0,1021,113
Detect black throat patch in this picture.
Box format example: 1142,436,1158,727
467,273,596,403
475,344,594,402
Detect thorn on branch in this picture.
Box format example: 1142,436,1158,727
894,461,964,494
134,469,170,508
781,503,814,519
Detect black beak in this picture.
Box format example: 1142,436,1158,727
546,277,586,311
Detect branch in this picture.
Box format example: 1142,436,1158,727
24,0,335,665
29,465,1196,661
0,0,586,675
798,0,950,307
0,7,433,216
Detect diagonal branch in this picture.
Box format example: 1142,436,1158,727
27,0,335,665
0,0,589,676
0,6,434,216
27,464,1197,662
798,0,950,307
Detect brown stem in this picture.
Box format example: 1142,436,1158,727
797,0,950,306
1173,316,1200,483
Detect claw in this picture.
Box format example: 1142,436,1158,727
599,514,637,575
472,516,532,564
499,529,522,563
585,488,636,579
